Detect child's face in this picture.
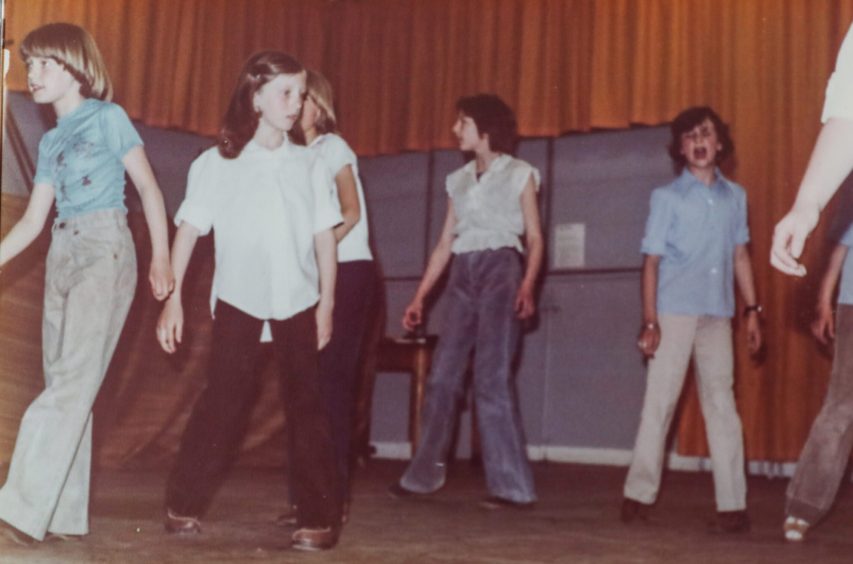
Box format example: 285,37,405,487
452,112,488,153
300,95,322,135
679,118,722,172
254,71,307,133
26,56,80,105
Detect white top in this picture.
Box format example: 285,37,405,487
175,138,341,339
309,133,373,262
446,154,540,254
822,23,853,122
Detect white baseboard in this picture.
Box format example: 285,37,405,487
370,442,801,478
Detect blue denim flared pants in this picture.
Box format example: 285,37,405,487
399,248,536,503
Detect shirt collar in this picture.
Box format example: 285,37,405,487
463,153,512,176
245,134,292,156
308,133,328,148
57,98,97,125
676,167,727,192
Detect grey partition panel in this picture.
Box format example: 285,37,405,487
550,126,673,270
428,150,462,250
360,153,430,278
539,273,647,449
133,124,212,217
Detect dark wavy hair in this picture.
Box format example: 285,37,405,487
667,106,734,171
218,51,304,159
456,94,518,155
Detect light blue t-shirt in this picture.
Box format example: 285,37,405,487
839,223,853,305
34,98,142,219
641,169,750,318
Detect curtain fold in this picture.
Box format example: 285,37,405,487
4,0,853,465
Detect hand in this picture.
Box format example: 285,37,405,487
514,282,536,320
149,256,175,301
745,314,762,355
402,299,423,332
770,205,820,276
156,297,183,354
316,302,333,350
637,323,661,358
811,302,835,345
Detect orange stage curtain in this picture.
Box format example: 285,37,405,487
4,0,853,464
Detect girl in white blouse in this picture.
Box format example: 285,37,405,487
292,69,376,522
389,94,544,508
155,51,342,551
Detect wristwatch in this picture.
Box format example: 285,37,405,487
743,304,763,316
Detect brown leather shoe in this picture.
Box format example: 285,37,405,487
291,526,339,551
620,497,652,523
709,510,750,534
164,509,202,534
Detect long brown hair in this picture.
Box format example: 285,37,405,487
218,51,304,159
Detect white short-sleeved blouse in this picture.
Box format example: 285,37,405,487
175,138,341,334
445,154,540,254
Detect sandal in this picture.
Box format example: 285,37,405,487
783,515,809,542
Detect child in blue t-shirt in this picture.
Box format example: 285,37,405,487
784,222,853,542
0,23,173,545
621,107,762,534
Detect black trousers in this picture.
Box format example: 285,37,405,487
318,260,376,501
166,300,340,528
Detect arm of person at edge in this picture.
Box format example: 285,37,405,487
515,175,544,319
314,228,337,350
124,145,175,300
0,182,55,270
771,117,853,276
811,243,848,345
402,201,457,331
734,243,763,355
331,164,361,243
637,254,661,358
156,222,200,354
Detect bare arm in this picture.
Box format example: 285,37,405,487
771,118,853,276
402,202,457,331
734,244,762,354
314,228,337,350
515,176,544,319
811,243,848,345
331,165,361,243
0,183,55,269
637,254,661,358
156,222,200,353
124,145,174,300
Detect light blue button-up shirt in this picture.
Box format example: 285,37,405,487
641,169,750,318
839,223,853,305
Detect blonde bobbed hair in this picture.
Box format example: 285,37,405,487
21,22,113,101
306,69,337,134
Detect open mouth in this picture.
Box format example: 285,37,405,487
692,147,708,160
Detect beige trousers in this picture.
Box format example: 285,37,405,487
623,314,747,511
0,209,136,540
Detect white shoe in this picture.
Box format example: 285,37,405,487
783,515,809,542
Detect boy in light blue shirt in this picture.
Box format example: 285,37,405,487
621,107,762,534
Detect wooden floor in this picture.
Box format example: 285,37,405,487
2,460,852,563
